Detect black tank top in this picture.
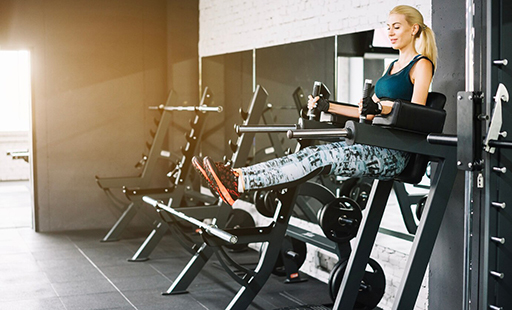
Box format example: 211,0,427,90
374,54,433,101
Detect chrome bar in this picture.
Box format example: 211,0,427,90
149,105,223,113
142,196,238,244
286,128,352,139
235,124,298,135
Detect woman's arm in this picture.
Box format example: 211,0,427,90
307,58,433,118
307,96,361,119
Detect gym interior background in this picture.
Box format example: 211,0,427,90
0,0,509,309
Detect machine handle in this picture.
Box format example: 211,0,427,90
359,79,373,124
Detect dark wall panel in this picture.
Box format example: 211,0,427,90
201,51,253,161
255,37,335,151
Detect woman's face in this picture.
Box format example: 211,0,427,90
387,13,417,50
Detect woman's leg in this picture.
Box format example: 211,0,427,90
241,142,409,191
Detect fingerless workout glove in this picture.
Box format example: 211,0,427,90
361,96,382,115
316,97,330,112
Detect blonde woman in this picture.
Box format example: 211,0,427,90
194,5,438,206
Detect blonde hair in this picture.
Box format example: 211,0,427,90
390,5,438,69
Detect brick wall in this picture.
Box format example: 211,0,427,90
0,132,30,181
199,0,431,57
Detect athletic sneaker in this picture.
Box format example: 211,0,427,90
191,156,219,198
203,156,241,206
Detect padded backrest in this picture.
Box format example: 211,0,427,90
426,92,447,109
372,92,447,134
394,92,447,184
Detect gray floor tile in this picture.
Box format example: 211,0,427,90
0,281,57,302
59,291,133,310
108,274,172,292
99,263,162,279
122,289,212,310
44,264,105,283
51,278,118,297
0,297,66,310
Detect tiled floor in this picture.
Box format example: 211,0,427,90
0,227,332,310
0,181,332,309
0,180,32,228
0,179,425,310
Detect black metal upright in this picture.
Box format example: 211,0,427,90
331,121,458,309
479,1,512,309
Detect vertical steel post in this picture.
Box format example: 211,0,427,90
463,0,475,309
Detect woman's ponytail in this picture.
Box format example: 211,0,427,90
417,24,438,69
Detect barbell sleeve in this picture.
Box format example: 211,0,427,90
286,128,352,139
149,105,223,113
142,196,238,244
235,124,298,135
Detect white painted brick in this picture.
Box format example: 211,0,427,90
200,0,431,56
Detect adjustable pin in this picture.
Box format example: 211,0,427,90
490,271,504,279
491,202,506,209
493,59,508,66
491,236,505,244
492,166,507,174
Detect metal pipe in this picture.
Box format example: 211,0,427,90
427,134,458,145
286,128,352,139
235,124,298,135
488,140,512,149
149,105,223,113
142,196,238,244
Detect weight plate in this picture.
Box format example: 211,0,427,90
224,209,256,251
263,191,278,217
354,258,386,310
336,178,359,197
328,260,348,301
349,181,372,210
272,237,308,276
416,195,428,221
329,258,386,310
254,190,274,217
318,197,362,243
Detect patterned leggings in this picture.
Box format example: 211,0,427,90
240,142,410,191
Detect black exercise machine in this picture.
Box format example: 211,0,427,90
140,83,455,309
95,89,199,242
121,88,234,261
126,85,274,261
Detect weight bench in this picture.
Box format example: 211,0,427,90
127,85,276,261
96,89,184,242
